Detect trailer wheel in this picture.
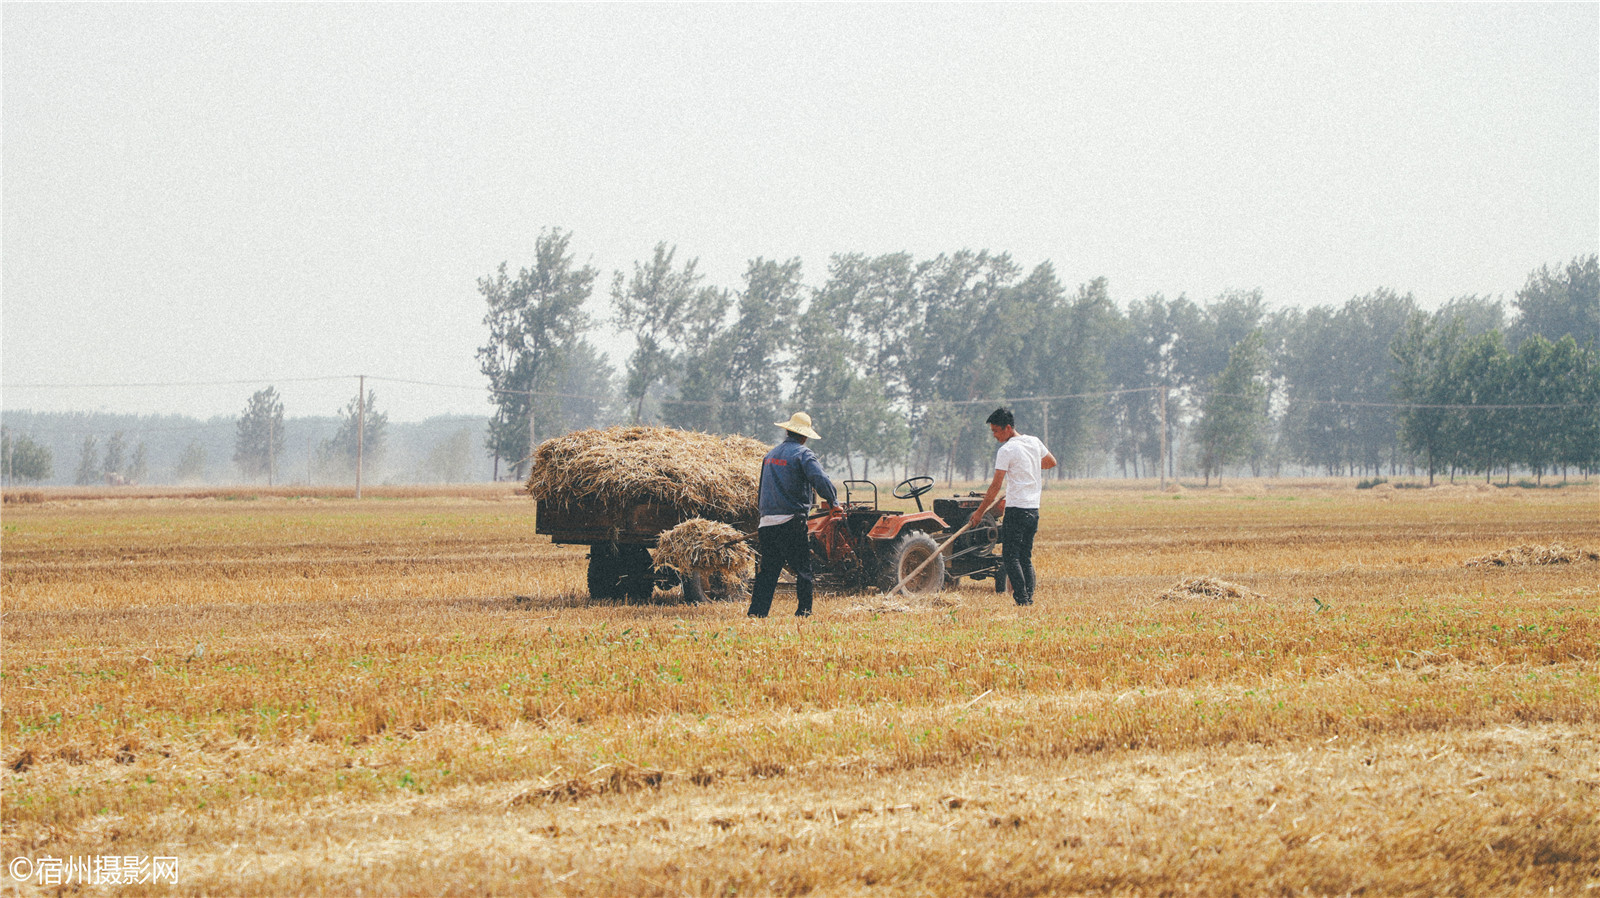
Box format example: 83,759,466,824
587,544,656,601
587,544,625,600
618,545,655,603
877,530,945,595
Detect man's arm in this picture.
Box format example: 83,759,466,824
968,469,1006,528
1042,451,1058,470
801,449,838,506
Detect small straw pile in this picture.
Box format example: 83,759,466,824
845,591,964,615
1464,543,1598,567
1156,577,1266,602
653,518,756,583
525,426,767,519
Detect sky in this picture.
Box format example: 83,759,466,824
3,3,1596,422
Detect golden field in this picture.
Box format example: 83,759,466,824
1,480,1597,896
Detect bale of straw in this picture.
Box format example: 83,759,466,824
1156,577,1265,602
1464,543,1599,567
525,426,768,519
653,518,756,584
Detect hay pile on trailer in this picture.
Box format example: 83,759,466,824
525,426,768,520
1464,543,1599,567
653,518,757,583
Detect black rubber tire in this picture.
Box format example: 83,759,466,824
587,544,631,600
877,530,945,595
618,544,656,603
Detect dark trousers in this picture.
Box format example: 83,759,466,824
747,517,814,617
1001,507,1039,604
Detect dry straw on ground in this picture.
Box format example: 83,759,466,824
845,589,965,614
1157,576,1267,602
653,517,757,583
1464,542,1599,567
525,426,767,518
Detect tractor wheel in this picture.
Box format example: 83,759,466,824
877,530,945,595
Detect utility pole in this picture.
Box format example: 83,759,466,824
527,389,537,480
1159,385,1168,491
1042,399,1051,482
356,374,365,499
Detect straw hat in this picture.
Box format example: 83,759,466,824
775,411,821,440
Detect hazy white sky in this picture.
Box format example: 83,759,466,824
3,3,1596,421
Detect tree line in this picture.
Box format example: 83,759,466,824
480,231,1597,484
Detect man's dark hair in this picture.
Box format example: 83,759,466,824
986,407,1014,428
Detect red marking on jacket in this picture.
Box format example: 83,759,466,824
766,459,788,466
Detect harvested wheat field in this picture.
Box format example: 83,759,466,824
2,479,1597,897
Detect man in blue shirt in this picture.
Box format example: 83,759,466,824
748,412,838,618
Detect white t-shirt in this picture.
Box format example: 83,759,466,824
993,433,1050,509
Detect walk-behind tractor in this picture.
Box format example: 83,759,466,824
807,477,1007,596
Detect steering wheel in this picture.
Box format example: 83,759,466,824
893,476,935,502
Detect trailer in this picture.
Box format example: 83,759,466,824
535,497,758,603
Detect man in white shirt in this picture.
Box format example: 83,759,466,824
969,407,1057,606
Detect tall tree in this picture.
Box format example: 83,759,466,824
1392,311,1465,484
1509,254,1599,349
790,303,909,480
234,387,285,483
613,243,718,423
320,390,388,478
903,250,1023,479
811,252,920,405
1105,294,1187,479
128,443,149,484
1280,290,1416,475
74,435,101,486
102,431,128,480
477,228,597,477
1195,330,1269,484
1445,331,1514,482
1,429,53,484
1017,272,1114,478
551,340,621,434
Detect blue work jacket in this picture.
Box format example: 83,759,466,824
758,436,838,518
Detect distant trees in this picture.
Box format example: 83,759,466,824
1394,324,1598,483
1,428,53,484
468,231,1597,484
422,427,477,483
234,387,284,483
